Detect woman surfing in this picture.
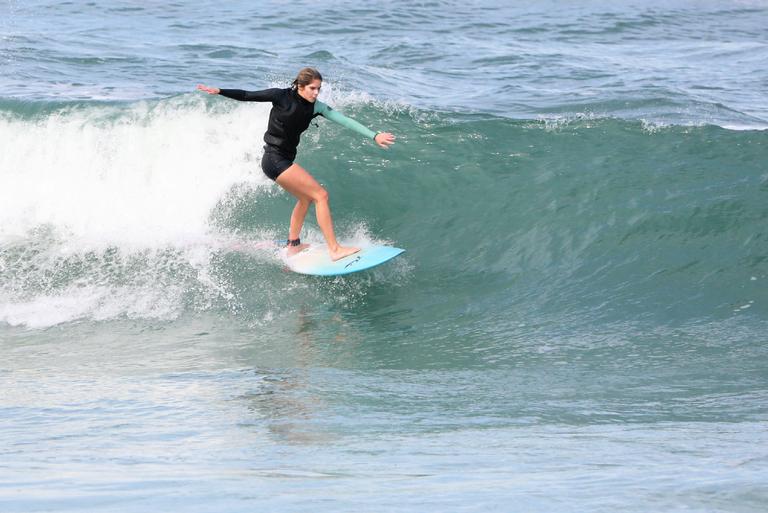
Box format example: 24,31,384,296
197,67,395,261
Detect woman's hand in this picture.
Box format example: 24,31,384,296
197,84,220,95
374,132,395,149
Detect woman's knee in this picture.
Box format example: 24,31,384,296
311,187,329,204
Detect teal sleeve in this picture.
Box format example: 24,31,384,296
314,101,377,140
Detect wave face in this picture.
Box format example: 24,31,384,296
1,96,766,332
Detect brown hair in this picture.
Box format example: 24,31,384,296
291,67,323,90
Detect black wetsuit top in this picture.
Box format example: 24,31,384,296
218,87,318,160
218,87,377,180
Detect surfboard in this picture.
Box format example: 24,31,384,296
282,244,405,276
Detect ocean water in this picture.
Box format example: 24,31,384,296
2,1,768,511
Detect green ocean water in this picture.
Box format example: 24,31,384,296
2,1,768,511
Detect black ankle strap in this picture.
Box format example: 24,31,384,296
287,238,301,247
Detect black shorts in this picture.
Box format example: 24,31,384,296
261,148,294,181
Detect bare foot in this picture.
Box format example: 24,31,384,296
330,245,360,261
286,243,310,256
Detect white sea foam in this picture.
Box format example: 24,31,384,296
0,283,183,329
0,95,272,246
0,96,284,327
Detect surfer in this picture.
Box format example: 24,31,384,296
197,67,395,261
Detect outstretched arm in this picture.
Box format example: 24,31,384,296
316,102,396,149
196,84,282,102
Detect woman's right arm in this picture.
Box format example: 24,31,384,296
196,84,282,102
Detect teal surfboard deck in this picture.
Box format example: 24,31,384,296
283,244,405,276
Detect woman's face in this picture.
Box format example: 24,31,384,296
298,79,322,103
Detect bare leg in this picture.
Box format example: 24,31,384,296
276,163,359,261
286,198,311,256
